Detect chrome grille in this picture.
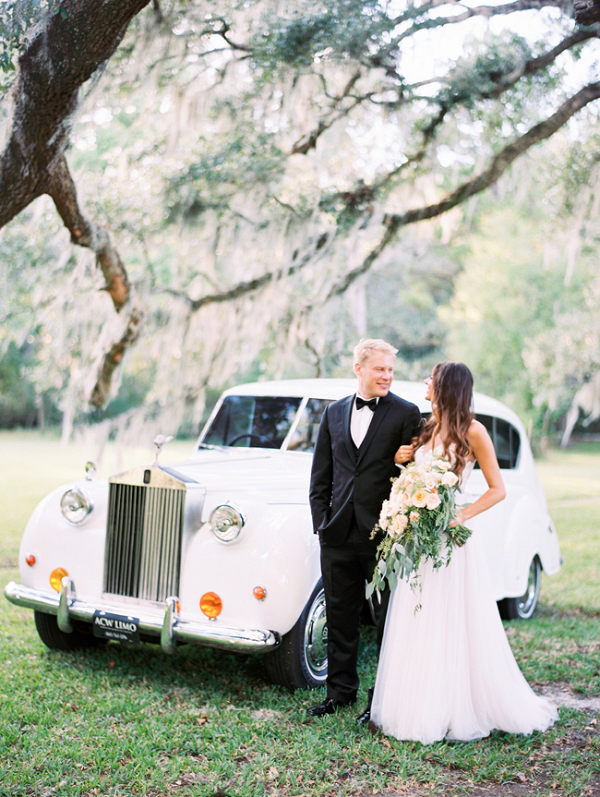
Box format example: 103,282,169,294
104,467,186,602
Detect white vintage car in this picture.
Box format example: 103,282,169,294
5,379,561,690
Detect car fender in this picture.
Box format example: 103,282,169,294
18,480,109,600
179,498,320,636
501,494,559,598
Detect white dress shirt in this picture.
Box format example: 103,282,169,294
350,394,379,448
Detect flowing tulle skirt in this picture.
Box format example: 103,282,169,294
371,532,558,744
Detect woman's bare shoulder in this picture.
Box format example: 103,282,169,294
467,420,491,442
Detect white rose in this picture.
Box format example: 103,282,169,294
425,472,441,490
426,492,442,510
442,471,459,486
379,500,392,527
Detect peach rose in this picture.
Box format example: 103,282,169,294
392,513,409,536
412,488,428,508
410,510,420,523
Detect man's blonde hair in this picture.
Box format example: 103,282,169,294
353,338,398,366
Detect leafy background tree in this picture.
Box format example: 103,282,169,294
1,0,600,445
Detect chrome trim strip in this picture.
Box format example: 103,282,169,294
57,576,73,633
4,582,280,653
161,595,177,654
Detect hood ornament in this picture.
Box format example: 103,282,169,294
153,434,173,466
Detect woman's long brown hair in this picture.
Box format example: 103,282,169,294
418,361,474,477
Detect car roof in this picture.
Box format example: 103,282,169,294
220,379,525,430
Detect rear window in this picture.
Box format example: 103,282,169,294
202,396,302,449
421,412,521,469
475,414,521,469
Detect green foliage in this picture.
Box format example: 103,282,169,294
2,0,599,435
0,0,68,78
0,342,37,428
439,32,566,149
443,202,584,421
165,127,285,220
442,34,534,108
250,0,392,74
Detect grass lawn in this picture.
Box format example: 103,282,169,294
1,431,599,797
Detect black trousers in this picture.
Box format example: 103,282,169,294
319,517,390,703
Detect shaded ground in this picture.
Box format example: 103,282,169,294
538,684,600,713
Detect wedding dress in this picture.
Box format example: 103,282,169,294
371,445,558,744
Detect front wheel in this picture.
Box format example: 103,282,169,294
34,611,103,651
498,556,541,620
264,580,328,690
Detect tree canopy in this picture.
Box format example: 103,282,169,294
1,0,599,439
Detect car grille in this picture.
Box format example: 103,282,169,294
104,467,186,603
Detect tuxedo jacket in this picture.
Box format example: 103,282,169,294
309,391,422,546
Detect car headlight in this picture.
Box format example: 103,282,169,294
60,488,93,525
209,502,245,543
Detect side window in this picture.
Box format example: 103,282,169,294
474,414,521,469
286,398,333,452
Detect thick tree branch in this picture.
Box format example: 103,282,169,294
318,26,596,224
45,154,143,407
46,156,132,308
157,233,331,313
394,0,569,44
0,0,151,407
480,29,598,99
390,82,600,226
574,0,600,23
0,0,151,229
325,82,600,301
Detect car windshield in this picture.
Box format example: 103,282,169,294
201,396,303,449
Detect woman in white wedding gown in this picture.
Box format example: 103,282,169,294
371,362,558,744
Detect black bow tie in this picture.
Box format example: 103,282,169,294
356,396,377,412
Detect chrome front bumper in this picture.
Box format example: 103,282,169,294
4,579,280,654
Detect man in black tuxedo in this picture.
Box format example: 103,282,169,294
307,339,422,721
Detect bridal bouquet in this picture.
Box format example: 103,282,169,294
366,454,472,600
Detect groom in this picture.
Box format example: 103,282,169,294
307,339,422,723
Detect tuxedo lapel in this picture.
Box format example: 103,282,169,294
356,394,391,464
341,394,356,461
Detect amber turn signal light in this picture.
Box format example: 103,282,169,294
200,592,222,618
252,586,267,601
49,568,69,592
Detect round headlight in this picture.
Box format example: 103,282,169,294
209,503,245,543
60,488,93,525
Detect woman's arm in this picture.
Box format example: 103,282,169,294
449,420,506,527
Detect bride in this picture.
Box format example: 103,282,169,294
370,361,558,743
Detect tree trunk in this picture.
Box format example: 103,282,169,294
0,0,151,406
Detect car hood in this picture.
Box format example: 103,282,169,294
160,448,311,501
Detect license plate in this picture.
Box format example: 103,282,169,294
93,611,140,644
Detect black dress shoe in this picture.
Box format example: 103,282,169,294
356,686,374,726
306,697,352,717
355,706,371,725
